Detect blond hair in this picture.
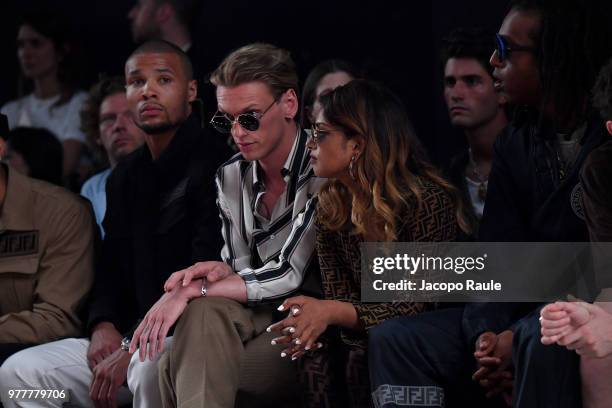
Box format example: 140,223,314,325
317,80,470,241
210,43,298,99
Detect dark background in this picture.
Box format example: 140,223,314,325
0,0,508,166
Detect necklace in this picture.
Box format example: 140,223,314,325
468,148,488,201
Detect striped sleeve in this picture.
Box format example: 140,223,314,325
216,173,253,272
237,197,318,303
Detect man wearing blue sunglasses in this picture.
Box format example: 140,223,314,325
471,0,612,407
369,1,612,408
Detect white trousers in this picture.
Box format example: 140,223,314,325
0,337,172,408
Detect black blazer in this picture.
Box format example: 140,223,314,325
87,113,232,335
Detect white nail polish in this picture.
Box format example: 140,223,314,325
271,340,277,345
266,326,272,333
305,345,311,351
289,327,296,333
277,305,285,311
281,352,287,358
295,339,301,345
291,356,297,361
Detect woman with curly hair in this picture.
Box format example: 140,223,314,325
268,79,466,407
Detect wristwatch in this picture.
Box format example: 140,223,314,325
120,337,131,352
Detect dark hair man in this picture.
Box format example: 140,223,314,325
0,40,231,408
442,27,508,235
129,43,326,407
80,76,146,237
368,1,612,407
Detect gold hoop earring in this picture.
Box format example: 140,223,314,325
349,155,356,180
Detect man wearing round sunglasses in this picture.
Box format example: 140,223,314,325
127,43,325,407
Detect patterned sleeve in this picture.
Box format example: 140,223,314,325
347,182,458,337
237,198,318,303
217,175,253,273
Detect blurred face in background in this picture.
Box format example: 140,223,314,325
310,71,353,123
98,92,146,164
128,0,162,43
17,24,61,81
444,58,506,129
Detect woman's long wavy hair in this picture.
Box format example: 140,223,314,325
317,80,469,241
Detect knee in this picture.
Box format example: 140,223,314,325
0,350,42,391
157,350,171,381
369,317,422,353
127,352,159,393
179,297,241,327
0,355,19,390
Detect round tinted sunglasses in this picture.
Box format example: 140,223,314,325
495,33,537,63
209,98,278,134
309,123,331,145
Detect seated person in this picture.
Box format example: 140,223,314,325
1,11,89,185
369,2,612,407
3,127,63,186
268,79,462,407
79,76,146,237
129,43,326,407
441,27,508,236
540,57,612,408
0,117,95,366
300,59,357,128
0,40,230,408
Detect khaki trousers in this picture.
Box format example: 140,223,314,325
159,297,297,408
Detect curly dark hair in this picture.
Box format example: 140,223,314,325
509,0,612,129
592,58,612,120
80,76,126,166
440,27,495,77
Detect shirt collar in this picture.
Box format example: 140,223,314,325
251,127,306,190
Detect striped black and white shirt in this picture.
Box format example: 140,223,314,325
216,128,326,303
